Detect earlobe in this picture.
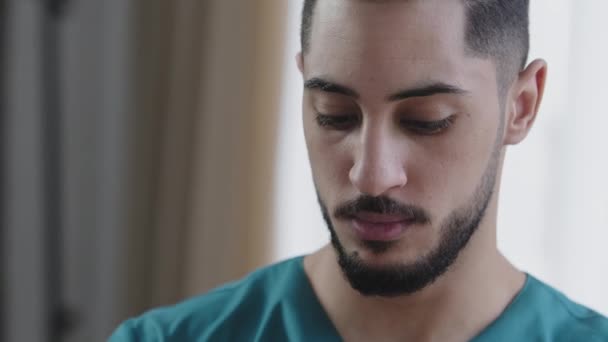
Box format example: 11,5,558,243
503,59,548,145
296,52,304,74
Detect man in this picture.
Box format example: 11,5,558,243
111,0,608,341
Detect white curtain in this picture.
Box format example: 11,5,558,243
273,0,608,316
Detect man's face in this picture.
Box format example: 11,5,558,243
301,0,506,295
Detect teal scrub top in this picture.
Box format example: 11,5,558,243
109,257,608,341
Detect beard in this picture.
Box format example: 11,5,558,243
317,148,500,297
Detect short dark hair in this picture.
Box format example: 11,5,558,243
300,0,529,91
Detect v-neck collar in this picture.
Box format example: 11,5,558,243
292,256,533,342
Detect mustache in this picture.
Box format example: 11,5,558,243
334,195,430,224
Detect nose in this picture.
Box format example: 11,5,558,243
349,124,408,197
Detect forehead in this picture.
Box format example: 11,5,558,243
305,0,495,98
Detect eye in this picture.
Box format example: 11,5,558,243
315,113,359,130
400,116,456,135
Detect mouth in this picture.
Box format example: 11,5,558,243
350,212,417,242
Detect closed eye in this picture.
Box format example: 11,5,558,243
401,116,456,135
315,113,456,134
315,113,359,130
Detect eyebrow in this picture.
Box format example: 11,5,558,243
304,78,359,98
387,82,469,101
304,77,469,102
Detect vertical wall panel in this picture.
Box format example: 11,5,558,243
3,1,47,341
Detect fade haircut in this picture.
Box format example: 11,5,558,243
300,0,530,95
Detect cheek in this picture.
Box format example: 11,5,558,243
409,115,498,212
303,123,353,198
311,142,353,186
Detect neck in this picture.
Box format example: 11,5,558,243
304,212,524,341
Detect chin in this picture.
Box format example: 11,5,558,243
345,238,426,267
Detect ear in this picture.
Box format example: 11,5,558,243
503,59,548,145
296,51,304,74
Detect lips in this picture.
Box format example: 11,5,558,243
351,212,415,241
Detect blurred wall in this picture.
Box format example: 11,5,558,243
0,0,8,337
4,1,57,341
3,0,134,341
2,1,288,341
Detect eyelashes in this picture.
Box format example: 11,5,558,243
314,113,457,136
315,113,359,130
401,115,456,135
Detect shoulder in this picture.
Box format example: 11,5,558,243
108,257,305,342
527,276,608,341
473,275,608,342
